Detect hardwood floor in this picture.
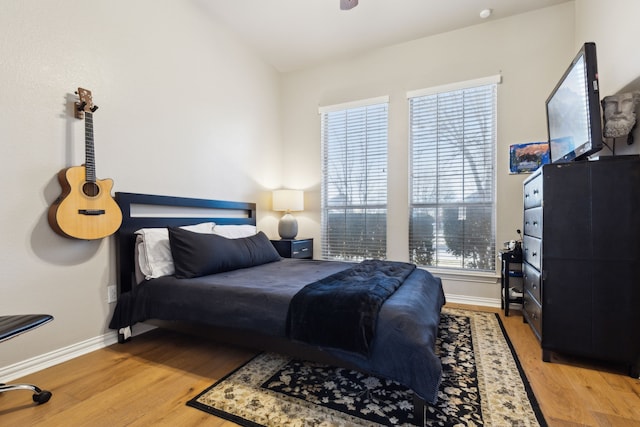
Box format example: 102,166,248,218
1,303,639,426
462,304,640,427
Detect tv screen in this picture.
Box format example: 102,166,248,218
546,42,603,163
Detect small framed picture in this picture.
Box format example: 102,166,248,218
509,142,550,174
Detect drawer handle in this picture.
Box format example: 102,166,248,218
533,189,539,195
533,221,538,226
531,251,537,257
300,247,309,252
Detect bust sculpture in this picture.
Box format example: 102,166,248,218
601,91,640,143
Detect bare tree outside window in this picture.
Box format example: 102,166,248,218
409,84,496,272
321,102,388,261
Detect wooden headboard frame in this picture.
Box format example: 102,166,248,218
115,192,257,294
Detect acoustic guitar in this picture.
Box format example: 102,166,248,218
48,88,122,240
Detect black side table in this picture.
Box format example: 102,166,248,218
501,250,523,316
270,238,313,259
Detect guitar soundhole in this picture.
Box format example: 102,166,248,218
83,182,100,197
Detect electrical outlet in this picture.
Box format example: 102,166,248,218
107,285,117,303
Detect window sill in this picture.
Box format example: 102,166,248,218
419,266,500,284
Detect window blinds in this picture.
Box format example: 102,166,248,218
409,82,497,271
320,100,388,261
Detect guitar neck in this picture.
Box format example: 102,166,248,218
85,112,96,183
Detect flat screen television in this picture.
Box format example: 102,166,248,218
546,42,603,163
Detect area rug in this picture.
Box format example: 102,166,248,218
187,308,547,426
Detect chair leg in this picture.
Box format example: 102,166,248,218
0,383,52,404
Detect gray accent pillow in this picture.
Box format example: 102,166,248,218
168,228,281,278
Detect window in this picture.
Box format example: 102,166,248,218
408,76,499,272
320,97,388,261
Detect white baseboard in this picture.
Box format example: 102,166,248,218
445,293,501,308
0,323,156,383
1,332,118,383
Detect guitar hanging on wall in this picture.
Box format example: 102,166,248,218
48,88,122,240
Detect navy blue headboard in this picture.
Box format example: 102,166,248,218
115,192,257,293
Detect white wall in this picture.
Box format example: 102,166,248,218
281,3,576,302
0,0,282,369
575,0,640,156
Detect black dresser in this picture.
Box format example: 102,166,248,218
522,156,640,377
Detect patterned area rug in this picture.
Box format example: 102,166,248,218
187,308,546,426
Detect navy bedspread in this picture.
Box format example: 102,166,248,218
287,260,415,356
109,259,445,404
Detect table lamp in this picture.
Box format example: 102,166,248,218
272,189,304,239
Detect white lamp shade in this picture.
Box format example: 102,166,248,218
272,189,304,212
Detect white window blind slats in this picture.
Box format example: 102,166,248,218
321,102,388,261
409,83,496,272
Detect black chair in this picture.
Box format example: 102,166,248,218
0,315,54,404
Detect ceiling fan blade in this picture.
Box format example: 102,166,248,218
340,0,358,10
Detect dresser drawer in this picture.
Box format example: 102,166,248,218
523,291,542,341
524,174,543,209
523,206,542,239
523,235,541,270
523,262,541,303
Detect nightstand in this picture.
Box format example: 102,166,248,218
270,238,313,259
500,249,523,317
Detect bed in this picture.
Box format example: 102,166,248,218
108,192,445,423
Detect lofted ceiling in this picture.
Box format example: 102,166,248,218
197,0,572,72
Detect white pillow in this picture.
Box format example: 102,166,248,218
212,224,257,239
135,222,216,280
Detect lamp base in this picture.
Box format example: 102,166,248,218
278,213,298,239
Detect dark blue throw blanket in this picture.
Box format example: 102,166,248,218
287,259,416,356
